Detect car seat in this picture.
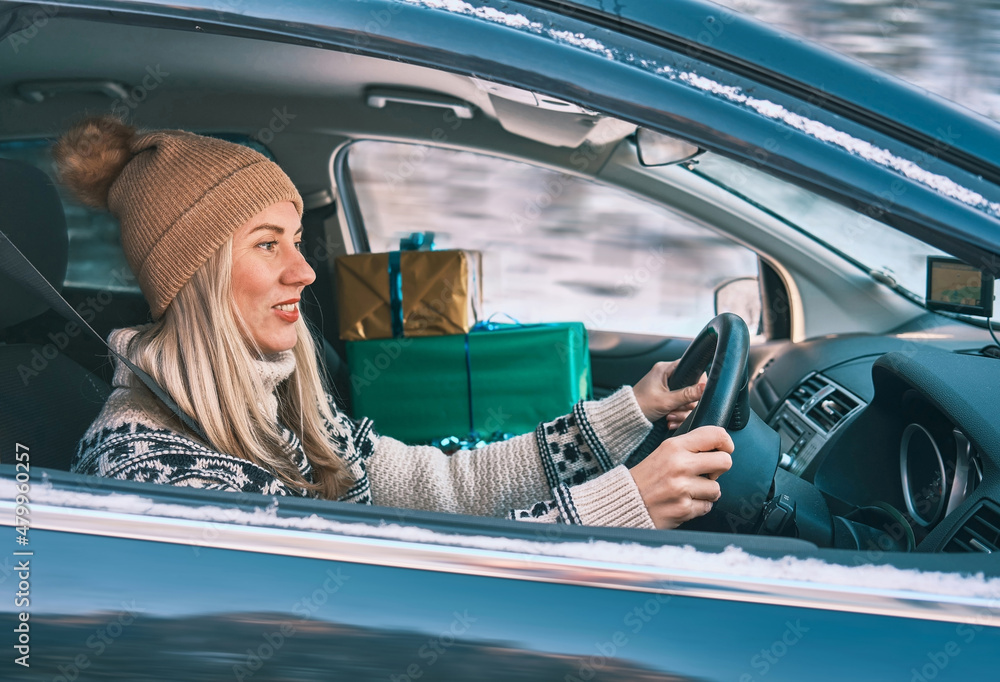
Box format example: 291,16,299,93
0,158,111,470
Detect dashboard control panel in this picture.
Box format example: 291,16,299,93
768,373,866,476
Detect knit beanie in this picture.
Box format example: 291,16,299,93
53,115,304,319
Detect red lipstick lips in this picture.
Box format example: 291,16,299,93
272,298,300,323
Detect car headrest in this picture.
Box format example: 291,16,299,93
0,157,69,329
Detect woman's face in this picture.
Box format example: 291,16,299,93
231,201,315,355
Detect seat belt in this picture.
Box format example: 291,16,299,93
0,230,210,442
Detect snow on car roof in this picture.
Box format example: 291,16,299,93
402,0,1000,220
669,69,1000,219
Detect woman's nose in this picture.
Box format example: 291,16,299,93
283,247,316,287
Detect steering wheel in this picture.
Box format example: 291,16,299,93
664,314,781,533
667,313,752,435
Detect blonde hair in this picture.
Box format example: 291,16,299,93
124,237,353,499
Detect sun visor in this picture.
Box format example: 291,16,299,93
477,79,634,149
488,95,599,147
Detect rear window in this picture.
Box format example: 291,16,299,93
0,135,273,292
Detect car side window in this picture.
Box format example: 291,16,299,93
0,135,274,293
347,141,760,338
0,139,139,293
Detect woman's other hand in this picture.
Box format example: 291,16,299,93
629,426,734,529
633,360,706,429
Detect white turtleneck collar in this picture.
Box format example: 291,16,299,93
255,347,297,420
108,326,296,421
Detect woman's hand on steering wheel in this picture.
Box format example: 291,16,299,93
629,426,735,529
633,360,707,430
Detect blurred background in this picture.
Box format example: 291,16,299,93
715,0,1000,121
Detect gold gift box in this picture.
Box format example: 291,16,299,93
336,250,482,341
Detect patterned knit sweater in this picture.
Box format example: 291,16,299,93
72,328,657,528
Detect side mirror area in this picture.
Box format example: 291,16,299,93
635,128,702,167
714,276,762,337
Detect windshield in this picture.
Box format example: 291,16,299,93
692,153,949,302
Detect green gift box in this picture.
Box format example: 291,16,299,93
346,323,592,444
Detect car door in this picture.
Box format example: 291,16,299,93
4,466,1000,681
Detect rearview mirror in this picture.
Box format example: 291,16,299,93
635,128,703,167
714,277,761,336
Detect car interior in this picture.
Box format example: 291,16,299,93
2,9,1000,566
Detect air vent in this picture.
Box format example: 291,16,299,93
787,374,828,410
946,501,1000,553
805,389,860,431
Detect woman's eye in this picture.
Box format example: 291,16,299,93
294,241,304,252
257,240,278,252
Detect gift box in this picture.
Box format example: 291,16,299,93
347,322,592,444
336,249,482,341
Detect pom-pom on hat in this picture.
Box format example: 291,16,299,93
53,115,303,319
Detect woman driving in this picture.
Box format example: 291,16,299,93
60,115,733,530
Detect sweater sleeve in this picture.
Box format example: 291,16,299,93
72,420,300,497
360,386,657,528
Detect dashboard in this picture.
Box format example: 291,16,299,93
748,324,1000,553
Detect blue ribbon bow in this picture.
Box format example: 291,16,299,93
387,232,437,339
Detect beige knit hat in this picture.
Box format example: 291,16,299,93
53,115,303,318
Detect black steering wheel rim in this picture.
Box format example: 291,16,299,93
663,314,782,535
668,313,752,434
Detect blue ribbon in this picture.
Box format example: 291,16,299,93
472,312,522,331
463,332,475,435
463,318,517,434
388,250,404,338
461,314,554,437
388,233,436,339
399,231,435,251
471,314,560,333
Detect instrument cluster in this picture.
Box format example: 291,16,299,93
899,391,983,531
